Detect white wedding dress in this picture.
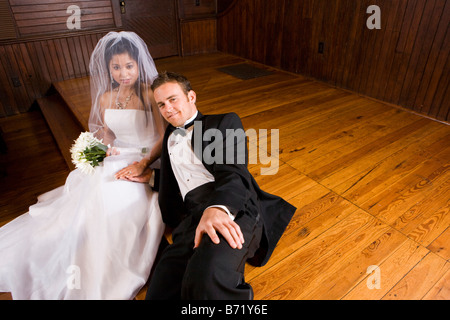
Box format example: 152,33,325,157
0,109,165,299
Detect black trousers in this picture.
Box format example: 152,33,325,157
146,185,263,300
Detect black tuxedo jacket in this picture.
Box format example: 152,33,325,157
154,112,296,266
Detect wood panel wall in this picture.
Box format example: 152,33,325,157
0,31,108,117
9,0,116,37
120,0,179,59
218,0,450,122
179,0,217,19
0,0,182,118
180,18,217,56
0,0,16,40
178,0,218,56
0,0,120,117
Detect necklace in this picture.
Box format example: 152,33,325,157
115,91,134,109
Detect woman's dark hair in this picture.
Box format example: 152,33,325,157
104,37,139,69
104,36,149,123
105,37,141,89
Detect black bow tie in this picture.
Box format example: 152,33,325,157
169,112,203,136
172,121,195,136
173,128,187,136
183,119,196,130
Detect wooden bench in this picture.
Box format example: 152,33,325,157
37,94,84,170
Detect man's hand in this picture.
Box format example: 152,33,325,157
194,207,244,249
115,161,147,180
120,162,153,184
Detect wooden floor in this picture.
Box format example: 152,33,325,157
0,52,449,300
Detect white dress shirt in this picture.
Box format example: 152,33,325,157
167,112,235,220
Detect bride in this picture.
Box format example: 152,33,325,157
0,31,166,299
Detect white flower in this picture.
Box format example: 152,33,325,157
70,132,108,175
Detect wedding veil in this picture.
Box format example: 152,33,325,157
88,31,159,141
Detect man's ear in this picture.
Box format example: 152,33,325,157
188,90,196,104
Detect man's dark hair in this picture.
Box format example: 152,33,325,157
151,71,193,95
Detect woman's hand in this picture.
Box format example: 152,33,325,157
114,161,146,180
106,147,120,157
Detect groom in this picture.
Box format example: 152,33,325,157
143,71,295,299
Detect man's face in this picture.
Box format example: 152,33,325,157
154,82,197,127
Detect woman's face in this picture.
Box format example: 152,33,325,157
109,53,139,88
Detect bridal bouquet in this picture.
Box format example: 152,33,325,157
70,132,108,175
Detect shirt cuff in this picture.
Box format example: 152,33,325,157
148,169,156,188
206,205,236,221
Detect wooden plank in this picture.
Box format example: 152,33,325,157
383,252,450,299
251,163,317,201
250,209,373,298
343,238,430,300
320,118,445,189
37,94,83,169
11,1,112,13
23,42,47,97
337,127,450,204
430,54,450,121
398,0,438,107
13,6,112,20
411,0,448,113
255,210,391,299
363,156,450,220
400,178,450,246
281,104,394,168
29,41,52,92
304,228,407,299
0,292,12,300
246,185,358,281
10,0,115,36
427,227,450,261
374,0,409,101
17,43,41,102
295,115,429,181
0,46,19,116
52,77,91,130
423,267,450,300
1,45,30,112
367,0,402,99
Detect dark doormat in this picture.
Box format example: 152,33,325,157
217,63,274,80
